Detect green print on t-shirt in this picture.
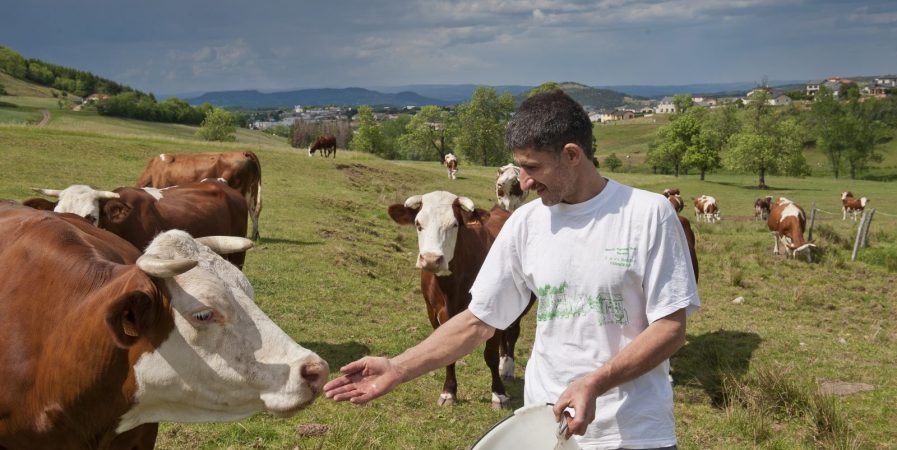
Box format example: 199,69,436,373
536,282,628,325
605,246,637,268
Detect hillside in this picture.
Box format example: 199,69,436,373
1,117,896,449
185,87,453,108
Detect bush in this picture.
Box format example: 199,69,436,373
196,108,237,142
605,153,622,172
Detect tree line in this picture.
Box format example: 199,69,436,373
648,89,897,187
1,46,132,98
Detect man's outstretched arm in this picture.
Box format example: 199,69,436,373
324,309,496,404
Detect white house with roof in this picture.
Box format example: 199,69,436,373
656,97,676,113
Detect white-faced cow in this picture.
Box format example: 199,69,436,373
388,191,519,409
768,197,816,262
136,151,262,240
308,134,337,158
754,196,773,220
693,195,720,222
662,188,684,213
31,180,249,269
0,203,327,450
495,164,529,212
443,153,459,180
841,191,868,221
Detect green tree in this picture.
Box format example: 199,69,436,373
842,97,885,179
399,105,455,161
604,153,622,172
528,82,561,98
672,94,693,114
379,114,410,159
454,86,515,166
684,105,739,180
651,108,704,176
196,107,237,142
723,116,808,189
350,105,385,156
809,87,848,178
0,47,27,78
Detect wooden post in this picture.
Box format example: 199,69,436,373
852,210,869,261
860,208,875,248
808,205,817,241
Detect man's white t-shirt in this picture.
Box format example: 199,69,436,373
469,179,700,450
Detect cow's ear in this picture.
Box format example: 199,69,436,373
105,290,158,348
457,206,491,226
103,199,132,224
23,198,58,210
387,204,417,225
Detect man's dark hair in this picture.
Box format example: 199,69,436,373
505,89,593,158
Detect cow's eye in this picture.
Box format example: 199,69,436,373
192,310,215,323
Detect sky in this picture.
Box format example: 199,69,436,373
2,0,896,96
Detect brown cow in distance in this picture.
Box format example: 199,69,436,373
308,134,337,158
841,191,869,221
136,151,262,240
768,197,816,262
662,188,684,213
31,180,249,269
0,204,327,450
755,196,773,220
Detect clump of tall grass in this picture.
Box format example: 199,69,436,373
722,366,863,449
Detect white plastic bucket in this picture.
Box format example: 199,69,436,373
471,404,581,450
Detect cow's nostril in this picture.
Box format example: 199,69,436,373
301,362,326,385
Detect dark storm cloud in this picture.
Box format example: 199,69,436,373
2,0,895,95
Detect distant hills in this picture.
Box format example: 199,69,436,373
185,83,642,110
185,88,453,108
598,80,809,98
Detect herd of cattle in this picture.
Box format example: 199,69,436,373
666,188,870,263
0,144,873,448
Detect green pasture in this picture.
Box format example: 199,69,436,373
2,114,897,449
593,115,669,166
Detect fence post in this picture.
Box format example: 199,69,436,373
860,208,875,248
808,205,817,241
851,210,870,261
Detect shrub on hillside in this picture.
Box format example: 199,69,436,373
197,108,237,142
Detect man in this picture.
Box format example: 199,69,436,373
324,90,699,450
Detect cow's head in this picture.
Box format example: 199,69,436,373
118,230,328,432
388,191,488,276
841,191,854,200
495,164,528,212
33,185,119,225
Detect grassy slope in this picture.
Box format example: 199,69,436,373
2,118,896,449
1,73,895,448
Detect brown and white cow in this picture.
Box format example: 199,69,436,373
136,151,262,240
841,191,869,221
495,164,529,212
31,180,249,269
767,197,816,262
443,153,459,180
388,191,520,409
662,188,684,213
693,195,720,223
754,196,773,220
308,134,337,158
0,204,327,450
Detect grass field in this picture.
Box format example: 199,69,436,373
2,114,896,450
2,72,897,449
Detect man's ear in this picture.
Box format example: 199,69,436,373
563,144,584,164
103,199,132,224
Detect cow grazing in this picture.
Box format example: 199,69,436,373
443,153,459,180
136,151,262,240
32,180,250,269
388,191,518,409
841,191,869,221
0,204,327,449
308,134,337,158
693,195,720,222
754,196,773,220
495,164,529,212
768,197,816,262
662,188,684,213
